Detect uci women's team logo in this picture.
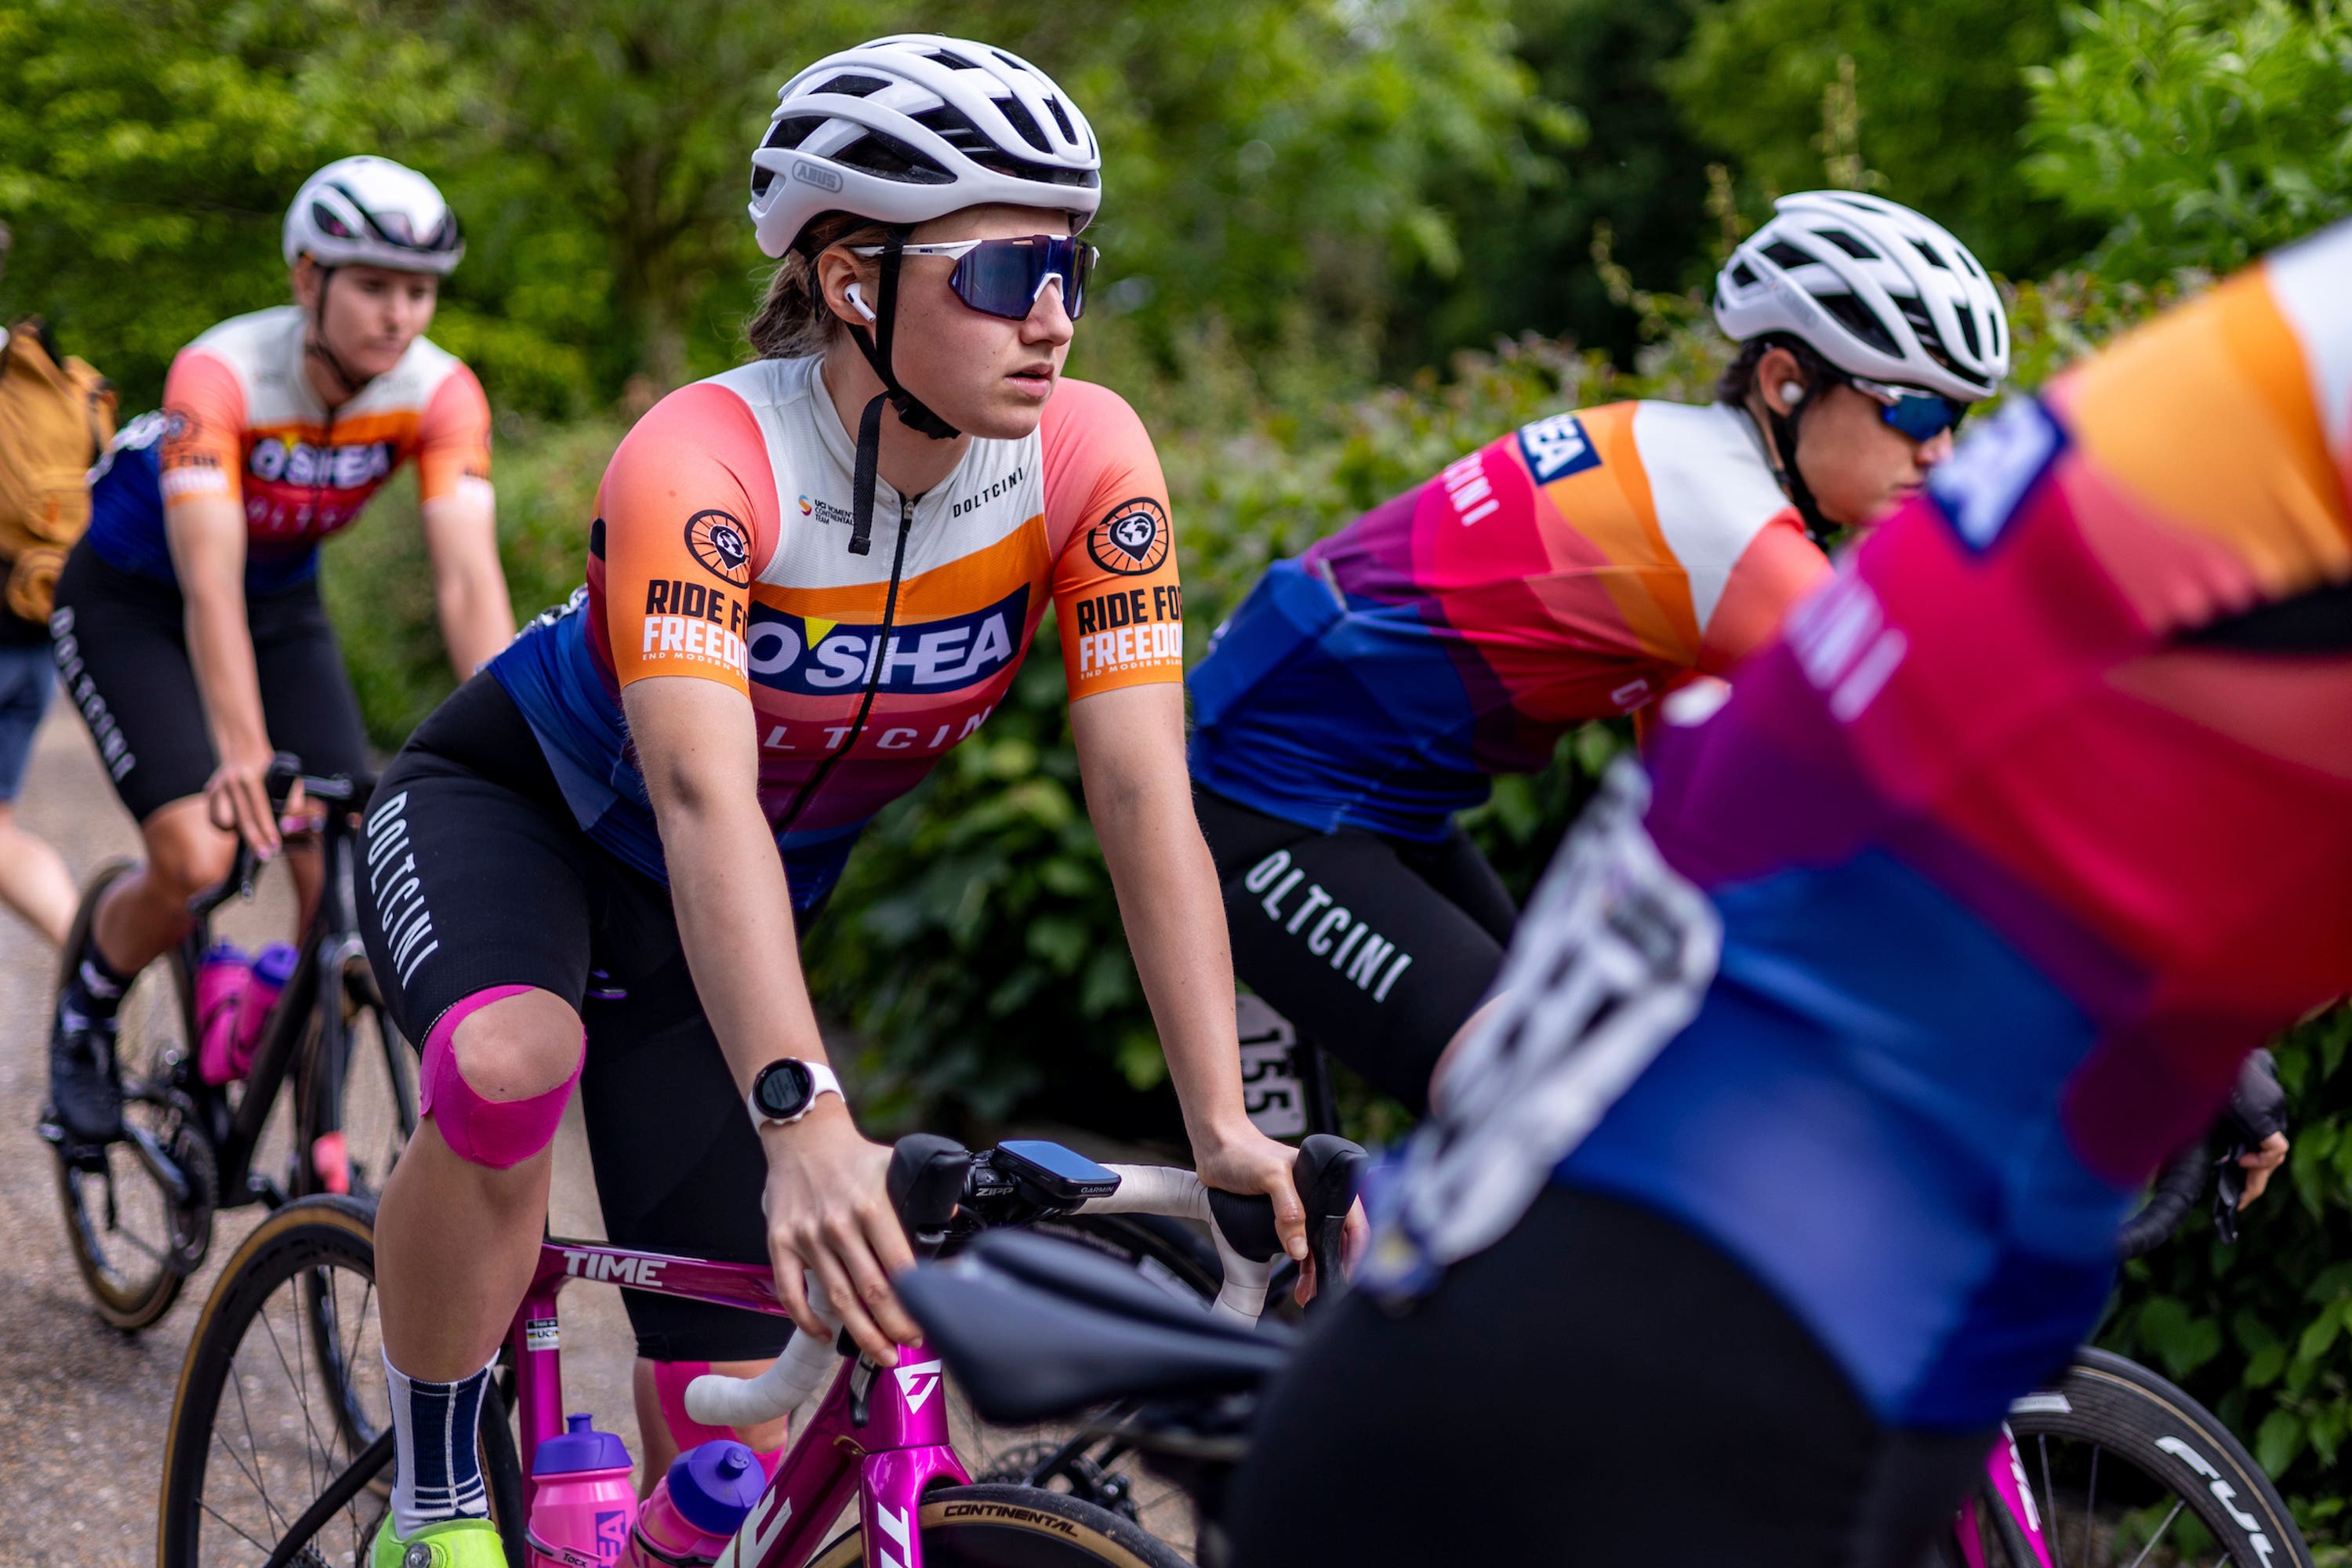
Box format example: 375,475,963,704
685,509,753,585
1087,497,1169,576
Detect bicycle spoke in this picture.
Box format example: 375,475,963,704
2119,1497,2183,1568
2038,1434,2062,1568
198,1495,281,1558
224,1358,296,1537
2081,1446,2100,1568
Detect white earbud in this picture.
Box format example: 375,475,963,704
1780,382,1806,407
844,282,878,323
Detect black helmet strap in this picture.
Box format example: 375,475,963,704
843,227,961,556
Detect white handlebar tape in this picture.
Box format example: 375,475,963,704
684,1276,842,1428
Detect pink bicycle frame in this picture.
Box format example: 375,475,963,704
1955,1425,2054,1567
510,1237,969,1568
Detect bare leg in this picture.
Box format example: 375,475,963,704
1428,991,1510,1118
376,987,584,1379
89,797,235,975
631,1357,790,1493
0,801,75,946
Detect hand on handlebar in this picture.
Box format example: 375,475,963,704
205,742,299,860
760,1102,920,1367
1195,1123,1309,1278
2237,1131,2290,1209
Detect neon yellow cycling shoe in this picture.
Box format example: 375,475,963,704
368,1517,506,1568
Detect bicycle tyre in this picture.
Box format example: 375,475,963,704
158,1195,528,1568
805,1483,1191,1568
2000,1346,2311,1567
51,858,204,1330
292,949,416,1203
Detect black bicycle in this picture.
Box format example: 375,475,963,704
39,756,416,1330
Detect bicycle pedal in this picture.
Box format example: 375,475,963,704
37,1116,114,1172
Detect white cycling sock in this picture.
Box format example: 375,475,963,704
385,1348,495,1536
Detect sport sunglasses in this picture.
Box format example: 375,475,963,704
1843,372,1971,442
850,234,1096,321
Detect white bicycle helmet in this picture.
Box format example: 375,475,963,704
1715,191,2006,402
282,155,463,275
748,34,1100,260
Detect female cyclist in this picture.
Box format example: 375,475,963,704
356,38,1304,1565
1186,191,2010,1114
46,156,511,1152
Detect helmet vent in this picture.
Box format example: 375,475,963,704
836,130,954,184
764,117,822,153
1818,293,1900,357
1909,237,1951,271
994,96,1052,155
815,72,891,97
310,201,355,240
1762,241,1813,270
1896,297,1961,374
1816,228,1878,260
1045,96,1077,143
924,47,979,70
1728,261,1758,289
1951,307,1981,359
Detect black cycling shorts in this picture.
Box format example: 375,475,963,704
1222,1185,1993,1567
359,673,786,1363
49,542,369,822
1192,782,1515,1115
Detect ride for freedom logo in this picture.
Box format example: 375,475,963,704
1516,412,1603,484
1086,497,1168,575
686,509,754,584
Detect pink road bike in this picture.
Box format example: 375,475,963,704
159,1134,1345,1568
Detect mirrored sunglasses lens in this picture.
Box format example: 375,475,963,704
1882,395,1965,441
951,242,1043,319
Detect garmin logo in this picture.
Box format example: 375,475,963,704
793,159,843,192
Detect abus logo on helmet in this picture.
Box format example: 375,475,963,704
792,159,844,193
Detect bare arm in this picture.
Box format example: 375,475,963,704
1071,681,1308,1263
622,674,919,1362
419,489,516,677
165,494,282,855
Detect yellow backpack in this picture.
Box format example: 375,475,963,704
0,318,117,623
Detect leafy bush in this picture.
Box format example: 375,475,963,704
2023,0,2352,281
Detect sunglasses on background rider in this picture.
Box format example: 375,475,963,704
850,234,1096,321
1841,372,1972,442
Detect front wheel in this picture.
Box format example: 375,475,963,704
806,1484,1191,1568
1994,1347,2311,1567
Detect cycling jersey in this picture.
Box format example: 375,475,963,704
490,356,1181,905
1518,223,2352,1430
1188,400,1829,840
84,306,491,594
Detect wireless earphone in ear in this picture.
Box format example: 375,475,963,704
845,281,878,323
1780,382,1806,407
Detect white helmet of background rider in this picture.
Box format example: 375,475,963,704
1714,191,2007,403
281,155,464,276
746,34,1101,260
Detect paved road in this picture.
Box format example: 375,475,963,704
0,707,641,1567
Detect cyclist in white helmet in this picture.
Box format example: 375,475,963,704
1185,189,2009,1120
357,38,1305,1565
46,155,514,1156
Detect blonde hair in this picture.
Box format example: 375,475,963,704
742,212,891,361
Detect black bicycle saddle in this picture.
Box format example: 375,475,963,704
898,1230,1293,1425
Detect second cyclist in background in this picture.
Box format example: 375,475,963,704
45,156,514,1153
1187,191,2009,1113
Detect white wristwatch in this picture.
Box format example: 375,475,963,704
747,1058,845,1130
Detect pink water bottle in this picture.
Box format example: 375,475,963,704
625,1440,766,1567
225,942,298,1081
527,1413,638,1568
196,943,253,1086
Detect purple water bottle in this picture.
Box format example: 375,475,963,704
227,942,299,1081
626,1440,765,1566
528,1413,638,1567
195,942,253,1086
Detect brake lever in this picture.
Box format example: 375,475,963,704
2212,1142,2246,1246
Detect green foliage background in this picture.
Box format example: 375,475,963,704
8,0,2352,1535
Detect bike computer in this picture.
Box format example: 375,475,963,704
995,1140,1121,1203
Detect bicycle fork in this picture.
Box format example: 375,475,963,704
1955,1425,2053,1568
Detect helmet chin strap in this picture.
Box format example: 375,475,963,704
302,264,375,403
1761,374,1835,547
842,227,961,557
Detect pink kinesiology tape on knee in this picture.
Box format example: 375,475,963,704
419,985,582,1168
654,1360,738,1451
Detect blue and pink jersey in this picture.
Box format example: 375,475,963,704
1559,222,2352,1428
1189,399,1828,839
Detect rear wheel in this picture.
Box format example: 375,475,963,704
1983,1347,2311,1567
806,1484,1190,1568
50,859,209,1330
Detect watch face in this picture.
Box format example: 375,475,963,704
756,1059,815,1120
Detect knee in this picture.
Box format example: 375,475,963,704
145,815,236,901
421,986,584,1169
